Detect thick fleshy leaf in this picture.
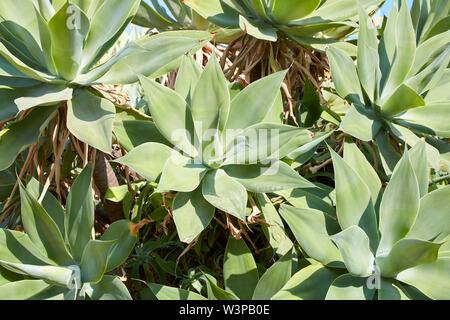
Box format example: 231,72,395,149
378,279,410,300
114,142,173,182
376,239,441,277
277,188,335,217
80,240,115,284
252,250,292,300
174,55,202,104
375,129,401,175
238,15,277,42
0,261,73,287
138,75,197,157
223,161,315,193
19,183,73,266
377,151,420,256
330,226,374,277
381,84,425,117
13,84,72,112
191,54,230,140
279,205,342,267
47,2,89,80
0,105,57,171
226,71,286,130
183,0,240,27
356,4,381,101
223,236,259,300
148,283,207,300
101,220,140,272
343,138,382,210
201,273,238,300
81,0,141,70
256,193,293,257
173,187,215,243
326,46,363,105
65,164,94,262
0,229,54,266
409,140,429,198
380,0,416,102
270,0,321,23
396,257,450,300
340,103,382,141
272,264,342,300
0,280,68,300
325,274,376,300
395,102,450,138
329,147,378,250
84,275,132,300
202,169,247,221
67,89,115,153
407,186,450,241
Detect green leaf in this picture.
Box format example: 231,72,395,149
238,15,277,42
173,187,215,243
272,264,342,300
48,2,89,80
202,169,247,221
252,250,292,300
223,161,315,193
330,226,374,277
0,105,57,171
326,274,376,300
382,84,425,117
19,183,73,266
85,275,132,300
396,257,450,300
183,0,240,28
326,46,363,105
80,240,115,284
380,0,416,102
13,84,73,112
356,4,381,101
0,280,68,300
67,89,115,153
279,205,342,267
340,103,382,141
378,279,410,300
81,0,141,70
191,54,230,140
223,236,259,300
201,273,238,300
138,75,197,157
226,71,286,130
376,239,441,277
329,146,378,251
148,283,206,300
175,55,203,104
256,193,293,257
101,220,139,272
409,140,428,198
302,78,322,127
377,151,420,256
407,185,450,241
395,102,450,138
114,142,173,182
270,0,321,23
65,164,94,262
0,229,55,266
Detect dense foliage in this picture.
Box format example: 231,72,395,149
0,0,448,300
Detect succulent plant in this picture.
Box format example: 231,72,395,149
277,139,450,300
114,54,324,243
0,165,149,300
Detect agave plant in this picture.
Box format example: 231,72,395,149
277,139,449,300
146,236,293,300
327,0,450,174
0,0,206,171
0,165,149,300
114,54,326,243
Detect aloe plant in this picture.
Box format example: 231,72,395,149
0,165,148,300
114,54,325,243
0,0,206,171
327,0,450,173
277,139,450,300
